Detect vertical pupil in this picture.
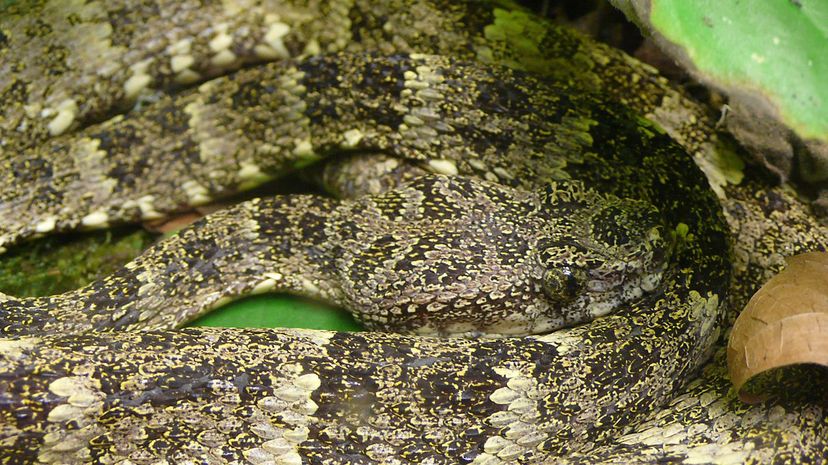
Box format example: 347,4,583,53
544,267,581,302
564,271,580,296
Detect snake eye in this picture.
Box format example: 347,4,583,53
542,266,585,303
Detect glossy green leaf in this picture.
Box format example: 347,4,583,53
190,295,363,332
652,0,827,139
615,0,827,141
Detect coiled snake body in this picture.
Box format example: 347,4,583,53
0,1,826,463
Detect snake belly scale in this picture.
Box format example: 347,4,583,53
0,1,826,464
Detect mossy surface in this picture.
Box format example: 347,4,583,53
0,229,153,297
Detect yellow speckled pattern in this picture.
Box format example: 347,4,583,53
0,1,826,464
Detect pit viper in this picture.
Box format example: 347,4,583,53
0,1,827,464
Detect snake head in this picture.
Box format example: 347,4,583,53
333,176,672,338
535,182,672,327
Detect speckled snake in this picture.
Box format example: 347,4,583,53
0,1,827,464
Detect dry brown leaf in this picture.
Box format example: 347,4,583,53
728,251,828,400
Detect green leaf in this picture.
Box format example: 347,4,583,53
615,0,828,141
190,295,363,332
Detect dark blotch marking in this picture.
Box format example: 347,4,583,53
757,189,787,218
298,56,342,126
24,19,52,38
298,210,328,244
474,78,532,116
1,80,28,105
354,56,412,129
348,7,388,43
456,124,516,159
230,81,276,111
299,56,342,89
301,54,414,129
91,125,148,190
92,125,142,154
357,54,411,101
106,156,150,191
254,197,293,237
149,103,191,135
11,157,52,183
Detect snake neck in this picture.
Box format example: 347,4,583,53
0,195,346,337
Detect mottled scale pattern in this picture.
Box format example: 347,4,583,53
0,175,668,340
0,52,694,254
0,1,722,187
0,1,827,464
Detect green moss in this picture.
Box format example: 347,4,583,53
673,222,694,243
482,7,599,82
711,136,746,186
0,228,154,297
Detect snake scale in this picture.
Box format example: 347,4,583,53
0,1,827,464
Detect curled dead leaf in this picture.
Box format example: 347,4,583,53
728,251,828,401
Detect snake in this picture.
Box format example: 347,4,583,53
0,1,826,464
